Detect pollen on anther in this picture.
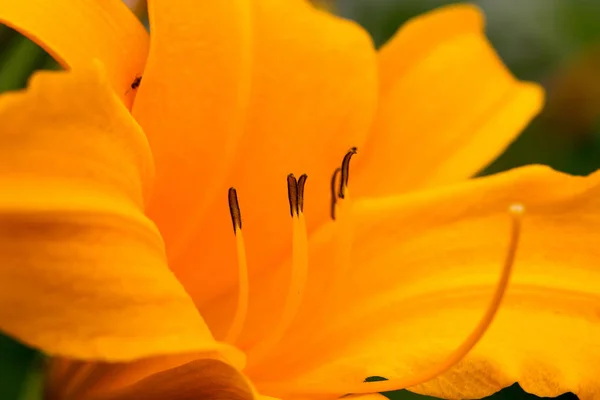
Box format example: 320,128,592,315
297,174,308,214
228,187,242,233
287,174,299,217
339,147,357,199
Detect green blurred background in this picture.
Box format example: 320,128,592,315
0,0,596,399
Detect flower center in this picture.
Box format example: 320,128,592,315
222,173,311,364
221,148,523,396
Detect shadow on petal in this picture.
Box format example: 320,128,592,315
83,359,255,400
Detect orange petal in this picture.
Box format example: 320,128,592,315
267,395,383,400
355,4,544,196
164,0,378,340
46,350,247,399
252,166,600,399
0,0,148,107
84,359,255,400
131,0,253,266
0,63,219,361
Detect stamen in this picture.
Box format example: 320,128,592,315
329,149,357,308
228,187,242,233
297,174,308,214
338,147,357,199
287,174,299,217
271,203,524,395
330,168,341,220
248,175,310,365
223,188,249,344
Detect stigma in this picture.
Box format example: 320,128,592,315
281,202,525,396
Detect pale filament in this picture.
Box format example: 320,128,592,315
329,187,354,311
247,176,310,365
223,228,250,344
266,203,524,395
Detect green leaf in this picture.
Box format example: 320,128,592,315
0,335,38,400
0,29,59,93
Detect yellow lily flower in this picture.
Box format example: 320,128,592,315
0,0,598,399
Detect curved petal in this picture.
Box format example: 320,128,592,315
132,0,252,263
0,0,148,107
250,166,600,399
84,359,255,400
167,0,378,341
355,4,544,196
0,63,217,361
45,350,247,399
280,395,385,400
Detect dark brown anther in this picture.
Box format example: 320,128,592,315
330,168,341,220
338,147,357,199
228,187,242,234
287,174,299,217
297,174,308,214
